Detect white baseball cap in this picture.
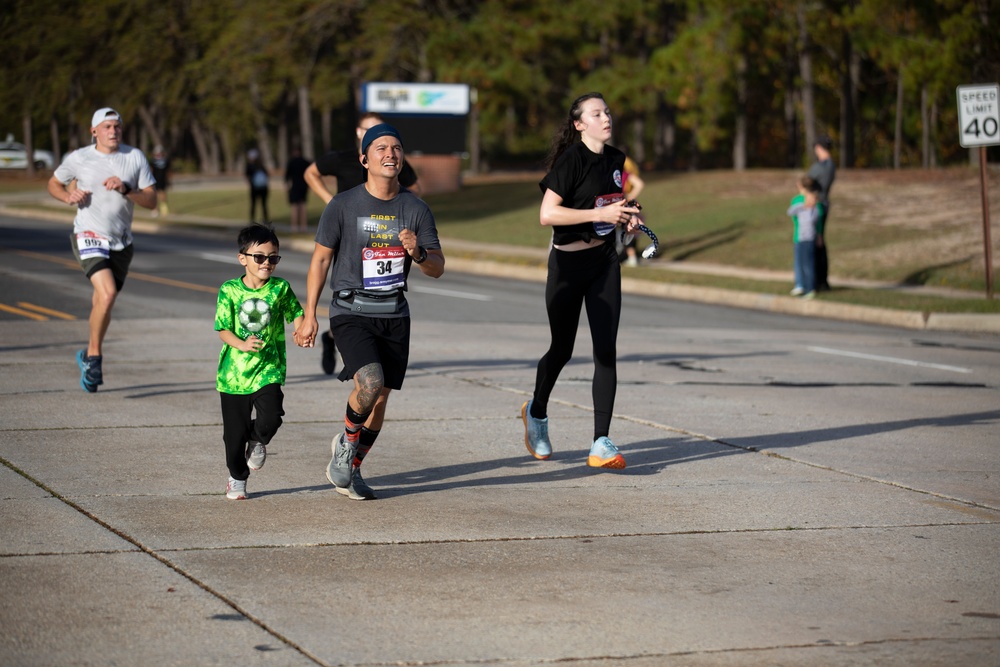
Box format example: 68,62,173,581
91,107,122,128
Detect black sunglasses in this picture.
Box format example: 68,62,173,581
243,253,281,265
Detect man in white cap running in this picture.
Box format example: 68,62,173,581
47,107,157,392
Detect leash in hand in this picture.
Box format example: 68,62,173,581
626,199,660,259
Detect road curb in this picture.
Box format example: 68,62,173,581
444,257,1000,334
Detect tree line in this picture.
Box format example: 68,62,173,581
2,0,997,177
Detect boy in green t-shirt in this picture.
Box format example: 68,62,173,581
215,224,304,499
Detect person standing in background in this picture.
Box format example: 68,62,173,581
807,135,835,291
246,149,269,223
285,145,310,232
786,175,823,299
619,154,646,267
150,145,170,218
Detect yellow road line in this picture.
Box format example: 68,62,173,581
13,249,327,315
17,302,76,320
0,303,48,321
15,249,217,294
16,249,78,269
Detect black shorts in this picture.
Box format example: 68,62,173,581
331,315,410,390
69,233,133,292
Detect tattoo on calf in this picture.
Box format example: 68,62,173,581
356,363,384,410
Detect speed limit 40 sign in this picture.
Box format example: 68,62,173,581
957,84,1000,148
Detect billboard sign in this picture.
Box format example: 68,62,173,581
362,83,470,115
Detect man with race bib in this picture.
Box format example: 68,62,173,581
298,123,444,500
47,107,157,393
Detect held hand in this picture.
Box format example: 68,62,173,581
297,316,319,348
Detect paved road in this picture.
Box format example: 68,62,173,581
2,214,999,666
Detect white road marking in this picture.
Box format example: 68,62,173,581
410,285,493,301
809,346,971,374
198,252,239,264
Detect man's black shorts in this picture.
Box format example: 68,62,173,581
330,315,410,390
69,233,133,291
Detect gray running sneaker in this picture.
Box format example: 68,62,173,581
521,400,552,459
246,441,266,470
226,477,248,500
336,466,377,500
326,433,357,488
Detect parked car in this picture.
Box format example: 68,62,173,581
0,134,56,170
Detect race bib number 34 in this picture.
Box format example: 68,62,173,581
362,246,406,290
76,231,111,260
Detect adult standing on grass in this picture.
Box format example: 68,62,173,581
246,148,269,224
298,123,444,500
47,107,156,393
521,92,641,470
808,135,835,291
284,145,310,233
150,145,170,218
303,111,421,376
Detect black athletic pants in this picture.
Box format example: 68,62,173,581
220,383,284,480
532,242,621,441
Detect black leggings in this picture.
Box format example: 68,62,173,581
220,383,284,480
532,242,621,440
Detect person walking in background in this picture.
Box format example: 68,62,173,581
298,123,444,500
246,148,269,223
787,176,824,300
150,145,171,218
285,145,310,232
47,107,156,393
303,111,422,376
619,154,646,267
808,135,835,291
522,92,641,470
215,224,304,500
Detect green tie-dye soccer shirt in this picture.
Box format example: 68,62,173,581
215,276,303,394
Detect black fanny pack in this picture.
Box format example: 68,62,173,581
335,288,401,314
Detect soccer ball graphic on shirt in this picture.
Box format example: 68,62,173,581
238,298,271,334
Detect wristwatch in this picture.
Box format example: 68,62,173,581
121,182,132,196
413,246,427,264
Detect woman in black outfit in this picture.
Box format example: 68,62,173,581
521,92,641,470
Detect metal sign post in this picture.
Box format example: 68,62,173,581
957,84,999,299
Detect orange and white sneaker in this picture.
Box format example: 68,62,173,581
587,436,626,469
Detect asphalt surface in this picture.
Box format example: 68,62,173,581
2,193,999,666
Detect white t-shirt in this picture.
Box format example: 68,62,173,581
54,144,155,250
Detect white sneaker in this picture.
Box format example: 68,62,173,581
246,441,266,470
790,287,804,296
226,477,248,500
